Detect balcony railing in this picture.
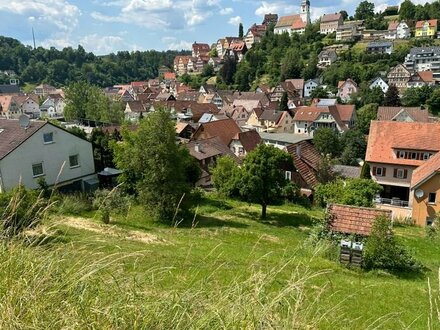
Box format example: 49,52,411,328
374,197,409,208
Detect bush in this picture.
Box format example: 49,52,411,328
92,189,131,224
363,216,423,273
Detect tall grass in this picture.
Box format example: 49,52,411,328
0,241,348,329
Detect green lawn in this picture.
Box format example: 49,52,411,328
3,194,440,329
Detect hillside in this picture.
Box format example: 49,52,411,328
3,193,440,328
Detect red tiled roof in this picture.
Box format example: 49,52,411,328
377,107,429,122
164,72,176,80
286,140,321,188
185,136,237,161
416,19,438,28
275,14,306,30
232,130,262,152
327,204,392,236
192,118,241,145
411,151,440,188
336,104,355,122
0,119,46,160
321,13,342,23
418,70,434,82
388,21,399,31
366,121,440,166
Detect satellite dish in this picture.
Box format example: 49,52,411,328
415,189,424,199
18,114,30,129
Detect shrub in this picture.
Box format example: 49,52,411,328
92,189,131,224
363,216,422,273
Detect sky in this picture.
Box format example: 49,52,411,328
0,0,431,55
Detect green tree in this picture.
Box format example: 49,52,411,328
113,108,198,221
212,156,241,197
201,64,215,78
313,128,341,157
355,1,375,20
219,55,237,85
310,87,328,99
356,103,378,134
235,61,252,91
383,85,401,106
361,86,384,107
239,23,244,38
238,144,292,219
280,48,303,80
64,81,89,121
340,10,349,20
427,88,440,115
399,0,416,21
315,178,382,207
340,129,367,166
279,92,288,111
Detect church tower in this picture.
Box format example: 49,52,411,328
300,0,310,25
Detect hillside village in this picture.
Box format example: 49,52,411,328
3,0,440,327
2,1,440,228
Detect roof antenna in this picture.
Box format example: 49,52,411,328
32,27,36,49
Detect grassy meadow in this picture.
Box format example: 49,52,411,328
1,193,440,329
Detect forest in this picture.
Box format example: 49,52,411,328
0,36,189,87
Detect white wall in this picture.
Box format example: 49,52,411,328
0,123,95,191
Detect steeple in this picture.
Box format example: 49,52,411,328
300,0,311,25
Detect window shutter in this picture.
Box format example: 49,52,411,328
383,168,386,176
393,169,398,178
372,167,377,175
404,169,408,179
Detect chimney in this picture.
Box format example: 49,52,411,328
296,144,301,159
195,143,201,153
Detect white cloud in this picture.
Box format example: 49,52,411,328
0,0,80,31
220,7,234,15
228,16,242,25
162,37,192,50
255,1,295,17
79,34,125,54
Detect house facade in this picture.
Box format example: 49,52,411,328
317,49,337,68
386,21,410,39
274,0,310,35
320,13,343,34
366,41,393,55
366,121,440,209
337,79,358,101
415,19,438,38
0,119,96,192
387,64,411,94
40,94,65,119
369,77,389,94
404,47,440,79
304,79,320,98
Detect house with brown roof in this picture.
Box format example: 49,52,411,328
176,122,196,140
411,151,440,225
377,107,429,123
185,137,239,188
318,49,337,68
192,42,210,57
415,19,438,38
229,130,261,157
244,24,267,49
285,140,320,193
385,21,410,40
271,79,305,102
327,204,392,236
337,79,358,102
174,56,191,76
407,71,435,88
256,110,294,133
293,104,353,134
124,101,146,121
387,64,411,94
220,105,252,127
320,13,343,34
0,119,96,192
366,121,440,208
34,84,57,97
192,118,242,145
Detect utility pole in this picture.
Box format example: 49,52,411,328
32,27,36,49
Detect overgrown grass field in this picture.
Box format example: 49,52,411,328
2,193,440,329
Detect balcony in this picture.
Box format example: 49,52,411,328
374,196,409,208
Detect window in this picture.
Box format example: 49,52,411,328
393,168,408,179
398,151,405,158
429,192,437,204
32,163,44,177
411,152,417,160
396,169,404,178
69,154,79,168
43,132,54,144
376,167,385,176
424,152,431,160
285,171,292,181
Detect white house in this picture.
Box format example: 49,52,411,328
0,119,96,192
386,21,410,40
369,77,389,94
304,79,320,98
40,94,65,119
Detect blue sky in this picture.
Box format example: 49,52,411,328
0,0,426,54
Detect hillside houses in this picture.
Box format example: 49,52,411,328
385,21,410,39
274,0,310,35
